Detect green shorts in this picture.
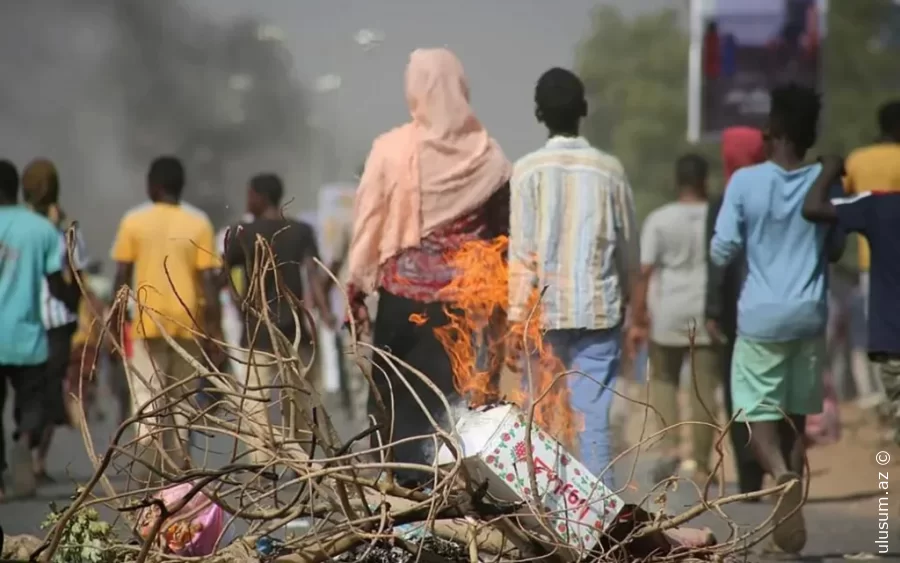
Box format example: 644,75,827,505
731,336,825,422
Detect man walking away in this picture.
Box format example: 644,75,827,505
223,173,335,464
803,156,900,449
110,156,221,475
843,100,900,409
710,84,832,554
705,126,767,496
0,160,79,499
509,67,639,487
629,154,720,484
21,158,88,484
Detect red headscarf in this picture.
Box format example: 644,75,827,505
721,126,765,182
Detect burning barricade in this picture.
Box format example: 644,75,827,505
31,235,779,563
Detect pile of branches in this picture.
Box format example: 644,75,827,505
28,247,796,563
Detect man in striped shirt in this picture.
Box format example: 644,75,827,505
509,67,639,485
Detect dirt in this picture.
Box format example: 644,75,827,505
617,383,900,515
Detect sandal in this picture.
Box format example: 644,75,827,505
771,472,806,554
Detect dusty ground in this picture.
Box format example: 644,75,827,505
613,382,900,561
615,382,899,507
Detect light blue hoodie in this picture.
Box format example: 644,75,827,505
710,161,831,342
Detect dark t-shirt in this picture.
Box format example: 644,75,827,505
833,191,900,357
223,218,320,352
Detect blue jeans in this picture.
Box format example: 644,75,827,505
544,328,621,488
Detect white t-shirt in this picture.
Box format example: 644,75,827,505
640,201,711,347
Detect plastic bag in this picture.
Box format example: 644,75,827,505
137,482,233,556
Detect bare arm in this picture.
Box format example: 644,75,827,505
303,227,337,329
630,264,654,330
304,259,336,327
46,271,80,312
801,156,845,223
201,270,222,334
615,174,640,307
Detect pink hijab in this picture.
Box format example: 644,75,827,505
348,48,511,292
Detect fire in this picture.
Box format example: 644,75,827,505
409,235,582,450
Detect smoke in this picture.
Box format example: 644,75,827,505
0,0,313,252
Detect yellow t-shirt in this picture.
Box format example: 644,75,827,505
111,202,218,340
845,143,900,271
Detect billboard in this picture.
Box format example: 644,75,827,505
688,0,828,141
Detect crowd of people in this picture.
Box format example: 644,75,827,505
1,46,898,555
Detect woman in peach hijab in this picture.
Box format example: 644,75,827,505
346,48,511,487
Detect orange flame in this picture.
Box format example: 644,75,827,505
409,313,429,326
409,235,582,449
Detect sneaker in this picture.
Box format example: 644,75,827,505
771,472,806,554
10,440,37,498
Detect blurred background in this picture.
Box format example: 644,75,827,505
0,0,897,267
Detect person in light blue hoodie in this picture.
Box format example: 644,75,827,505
710,84,842,555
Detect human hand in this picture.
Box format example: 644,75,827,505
625,324,648,359
345,300,371,337
705,319,728,345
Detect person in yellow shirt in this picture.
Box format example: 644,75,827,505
110,156,221,474
846,101,900,287
844,100,900,408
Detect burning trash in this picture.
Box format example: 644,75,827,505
419,235,583,449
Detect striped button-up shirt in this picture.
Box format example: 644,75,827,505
41,224,88,328
508,136,639,330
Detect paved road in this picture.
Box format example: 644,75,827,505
1,393,895,562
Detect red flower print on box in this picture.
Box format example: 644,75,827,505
505,473,515,483
501,432,511,442
513,441,527,462
486,455,496,465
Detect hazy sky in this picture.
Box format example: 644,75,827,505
193,0,683,175
3,0,684,258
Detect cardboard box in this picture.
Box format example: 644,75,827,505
437,404,623,552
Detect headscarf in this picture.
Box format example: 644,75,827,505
721,127,765,182
22,158,65,227
348,48,511,292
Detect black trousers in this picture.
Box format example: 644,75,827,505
368,290,460,487
45,323,77,426
0,363,47,474
721,339,766,494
